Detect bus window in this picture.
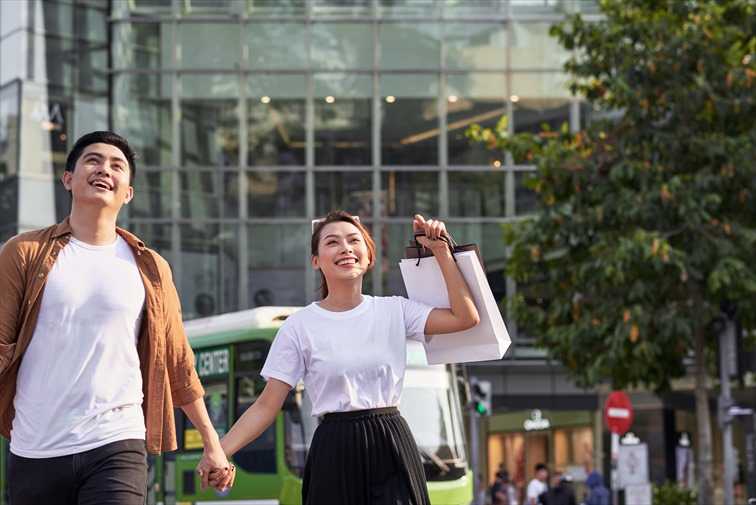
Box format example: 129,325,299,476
233,374,277,473
283,385,319,477
401,365,468,481
182,376,228,449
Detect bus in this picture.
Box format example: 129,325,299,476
149,306,474,505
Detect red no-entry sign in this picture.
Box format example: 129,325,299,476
605,391,633,435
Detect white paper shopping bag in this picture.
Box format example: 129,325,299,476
399,250,511,364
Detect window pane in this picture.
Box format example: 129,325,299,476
511,23,571,70
314,74,372,166
444,0,506,18
179,22,240,69
380,23,439,69
181,0,243,16
380,75,438,165
510,0,572,16
246,23,307,69
129,222,173,259
511,72,570,148
113,22,172,70
312,23,373,69
1,0,24,39
247,0,306,16
515,170,538,215
0,32,22,85
180,222,228,322
34,35,73,88
448,171,506,217
312,0,372,17
378,0,440,18
381,223,411,297
446,73,506,165
127,170,173,219
0,84,19,178
179,171,228,219
180,75,240,167
113,74,172,167
247,224,308,307
314,171,373,217
381,171,438,217
112,0,172,17
445,22,507,70
247,74,305,166
247,171,306,217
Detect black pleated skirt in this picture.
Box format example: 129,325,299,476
302,407,431,505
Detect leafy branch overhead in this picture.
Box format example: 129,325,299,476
466,0,756,394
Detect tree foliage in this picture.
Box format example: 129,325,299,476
467,0,756,394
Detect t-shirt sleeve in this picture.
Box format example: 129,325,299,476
260,320,305,389
400,296,434,343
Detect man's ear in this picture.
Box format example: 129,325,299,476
62,170,73,190
124,186,134,204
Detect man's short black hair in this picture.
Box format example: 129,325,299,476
535,463,548,472
65,131,137,185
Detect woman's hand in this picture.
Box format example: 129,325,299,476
208,462,236,491
196,448,232,491
413,214,452,256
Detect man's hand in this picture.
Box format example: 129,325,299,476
195,446,232,491
208,463,236,491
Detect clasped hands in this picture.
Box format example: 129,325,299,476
196,451,236,492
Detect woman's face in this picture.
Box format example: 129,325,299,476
312,221,371,283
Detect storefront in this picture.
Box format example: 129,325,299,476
484,409,597,504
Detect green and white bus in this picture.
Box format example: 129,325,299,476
144,306,473,505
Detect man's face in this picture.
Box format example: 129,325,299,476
62,143,133,209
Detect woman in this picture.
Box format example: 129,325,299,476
209,211,479,504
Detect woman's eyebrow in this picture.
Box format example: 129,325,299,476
323,232,361,240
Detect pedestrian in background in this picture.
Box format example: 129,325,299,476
210,211,479,503
539,473,576,505
0,131,232,504
492,470,519,505
585,471,610,505
527,463,550,505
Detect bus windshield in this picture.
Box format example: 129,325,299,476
401,365,468,481
283,364,467,482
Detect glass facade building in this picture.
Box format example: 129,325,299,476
1,0,603,332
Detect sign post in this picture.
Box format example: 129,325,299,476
605,391,634,505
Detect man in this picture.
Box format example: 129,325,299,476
526,463,549,505
0,131,233,504
538,473,576,505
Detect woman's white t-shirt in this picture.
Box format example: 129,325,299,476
261,295,433,417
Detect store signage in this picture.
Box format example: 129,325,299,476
524,409,551,431
31,102,65,131
196,346,230,378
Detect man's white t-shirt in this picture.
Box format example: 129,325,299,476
11,235,146,458
261,295,433,417
526,478,548,504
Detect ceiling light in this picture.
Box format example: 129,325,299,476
510,95,520,103
261,96,271,104
385,96,396,103
325,96,335,103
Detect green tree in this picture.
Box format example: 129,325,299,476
467,1,755,503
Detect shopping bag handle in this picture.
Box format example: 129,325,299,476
412,230,458,266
